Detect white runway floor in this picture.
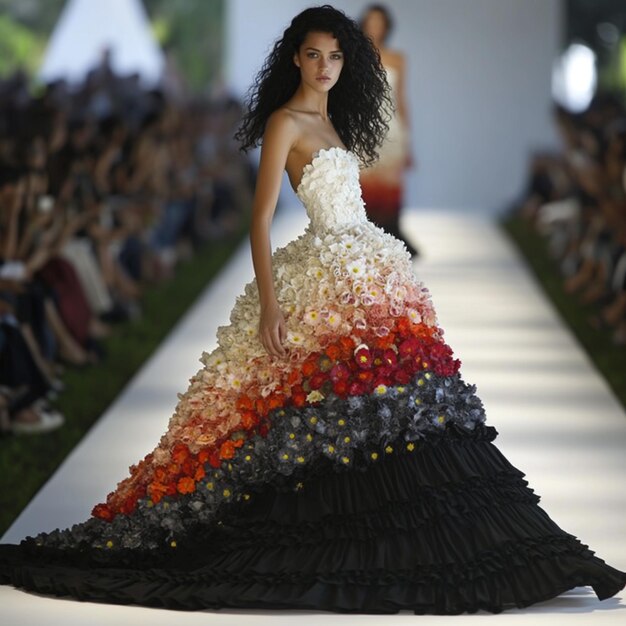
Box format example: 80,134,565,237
2,207,626,625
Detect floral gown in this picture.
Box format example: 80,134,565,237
360,65,409,227
1,146,625,613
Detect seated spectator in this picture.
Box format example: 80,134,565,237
510,93,626,346
0,64,254,436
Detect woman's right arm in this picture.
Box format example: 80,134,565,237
249,109,298,358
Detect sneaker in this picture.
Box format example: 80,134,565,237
12,405,65,435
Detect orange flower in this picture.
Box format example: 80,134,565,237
120,496,136,515
177,476,196,494
302,358,317,376
166,462,181,477
325,344,341,360
236,394,253,411
267,393,284,410
92,503,113,521
240,409,258,429
287,369,301,385
338,335,354,355
292,391,307,407
208,449,221,468
172,442,190,464
194,465,206,481
182,458,196,476
397,318,410,336
219,439,236,459
255,397,267,416
147,481,168,504
198,449,210,463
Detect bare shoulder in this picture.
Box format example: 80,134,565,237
264,107,299,146
384,49,406,70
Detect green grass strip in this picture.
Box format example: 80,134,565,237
500,213,626,409
0,229,247,536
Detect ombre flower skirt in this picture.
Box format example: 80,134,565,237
1,373,625,612
1,210,625,612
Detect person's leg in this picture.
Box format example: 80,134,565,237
43,298,90,366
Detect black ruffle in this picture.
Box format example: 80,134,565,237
1,422,625,613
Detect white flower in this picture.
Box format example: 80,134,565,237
326,310,342,328
306,390,324,403
226,373,243,391
367,286,383,302
203,348,226,369
286,330,305,345
304,309,321,325
346,259,366,278
261,381,279,397
352,281,365,296
318,281,332,298
407,308,422,324
242,323,257,338
306,266,325,280
339,291,354,305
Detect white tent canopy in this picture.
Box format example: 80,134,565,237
39,0,164,86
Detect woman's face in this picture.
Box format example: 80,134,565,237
293,31,344,92
362,10,387,46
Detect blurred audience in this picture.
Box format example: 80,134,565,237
0,66,254,436
509,93,626,348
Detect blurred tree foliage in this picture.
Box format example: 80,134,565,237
0,0,65,76
144,0,223,93
0,0,223,92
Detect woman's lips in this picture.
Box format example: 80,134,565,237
316,76,331,82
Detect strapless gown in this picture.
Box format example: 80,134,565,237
0,146,625,614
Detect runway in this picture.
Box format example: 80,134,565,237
1,206,625,624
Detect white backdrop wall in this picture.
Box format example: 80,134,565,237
225,0,563,215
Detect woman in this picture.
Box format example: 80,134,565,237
0,4,624,613
359,3,419,257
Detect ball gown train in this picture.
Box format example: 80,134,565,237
1,146,625,613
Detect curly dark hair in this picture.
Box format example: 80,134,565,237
233,4,392,167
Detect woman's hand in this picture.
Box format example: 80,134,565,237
259,301,287,358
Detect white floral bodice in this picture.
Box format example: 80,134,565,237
296,146,368,232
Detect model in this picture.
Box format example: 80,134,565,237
0,4,624,614
359,3,418,257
